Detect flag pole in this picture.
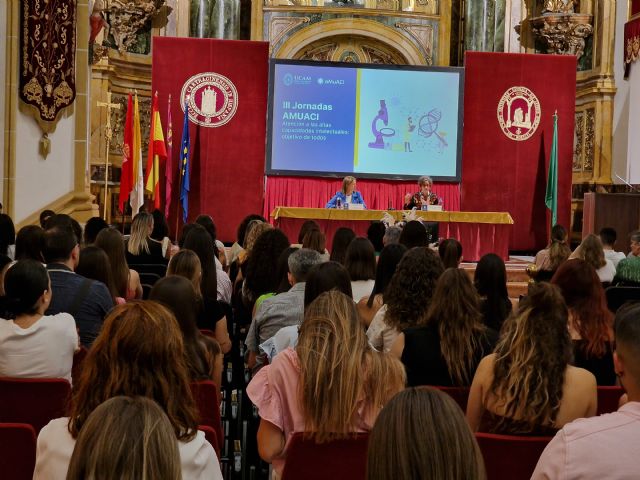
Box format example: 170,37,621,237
174,101,185,243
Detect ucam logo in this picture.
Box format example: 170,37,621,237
283,73,293,86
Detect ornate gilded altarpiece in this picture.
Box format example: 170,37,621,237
252,0,451,66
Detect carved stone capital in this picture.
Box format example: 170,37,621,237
104,0,166,53
541,0,578,14
530,13,593,59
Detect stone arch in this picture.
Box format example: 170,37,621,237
275,18,427,65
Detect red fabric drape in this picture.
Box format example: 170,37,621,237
461,52,575,251
633,0,640,16
264,176,460,219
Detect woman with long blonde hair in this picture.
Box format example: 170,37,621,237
570,234,616,283
125,212,168,265
467,283,597,435
247,290,405,477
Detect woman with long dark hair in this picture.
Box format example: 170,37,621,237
474,253,512,332
95,228,142,301
467,283,597,435
76,246,120,303
552,259,616,385
329,227,356,264
0,213,16,259
345,237,377,302
393,268,498,386
15,225,45,262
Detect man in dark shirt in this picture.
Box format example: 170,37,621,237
43,226,114,346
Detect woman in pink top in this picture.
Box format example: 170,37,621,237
247,290,405,477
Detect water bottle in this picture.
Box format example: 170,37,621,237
336,197,342,209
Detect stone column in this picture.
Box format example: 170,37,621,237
190,0,240,39
464,0,507,52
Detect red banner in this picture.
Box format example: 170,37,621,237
625,17,640,77
632,0,640,17
152,38,269,242
461,52,576,251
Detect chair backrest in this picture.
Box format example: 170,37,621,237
281,432,369,480
198,424,220,459
0,378,71,433
190,381,223,450
597,386,625,415
605,286,640,313
0,423,37,480
431,386,470,412
132,263,168,278
475,432,552,480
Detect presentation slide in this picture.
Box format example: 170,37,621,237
266,60,463,181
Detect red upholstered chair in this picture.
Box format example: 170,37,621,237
597,386,625,415
0,378,71,434
199,329,216,340
71,346,89,386
0,423,37,480
199,424,221,459
432,386,470,412
281,432,369,480
475,433,552,480
190,381,223,450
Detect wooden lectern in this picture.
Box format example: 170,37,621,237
583,193,640,254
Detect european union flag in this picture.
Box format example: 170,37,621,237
180,103,191,223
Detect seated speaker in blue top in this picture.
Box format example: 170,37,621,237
326,176,367,209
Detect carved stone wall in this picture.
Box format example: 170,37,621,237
573,107,595,173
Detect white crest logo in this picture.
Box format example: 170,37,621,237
180,72,239,128
497,86,541,142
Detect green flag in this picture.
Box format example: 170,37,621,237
545,112,558,226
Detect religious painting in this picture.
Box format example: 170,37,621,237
19,0,77,132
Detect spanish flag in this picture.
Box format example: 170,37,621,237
145,91,167,209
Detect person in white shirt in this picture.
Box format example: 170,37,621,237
66,396,182,480
33,301,222,480
569,234,616,283
599,227,628,267
532,302,640,480
0,260,78,383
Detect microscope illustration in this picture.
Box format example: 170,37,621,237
368,100,396,149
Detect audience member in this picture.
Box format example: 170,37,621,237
345,237,377,302
302,228,329,260
534,224,571,279
393,268,498,387
358,244,407,327
44,227,114,346
168,249,202,292
614,230,640,284
66,396,181,480
599,227,626,268
398,221,428,249
83,217,108,245
531,302,640,479
76,246,119,304
367,387,486,480
383,225,402,246
0,213,16,259
474,253,512,332
242,228,291,310
95,228,142,301
552,259,616,385
233,221,272,285
253,246,299,315
195,214,229,269
467,283,596,435
33,301,222,479
229,213,266,265
367,221,386,253
0,254,12,317
329,227,356,264
570,234,616,283
125,212,168,265
185,222,231,304
296,220,320,245
150,209,174,258
245,248,321,370
367,247,444,352
182,227,231,353
0,260,78,382
15,224,45,262
39,209,55,229
45,214,83,248
150,276,223,389
247,291,405,478
438,238,463,269
262,261,354,361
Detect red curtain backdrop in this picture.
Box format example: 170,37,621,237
263,176,460,219
461,52,576,251
633,0,640,16
152,38,269,242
